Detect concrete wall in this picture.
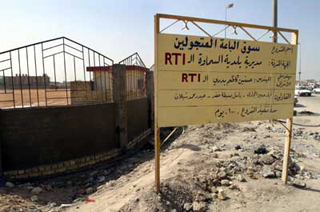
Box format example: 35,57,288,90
127,97,149,142
0,65,153,179
0,103,117,171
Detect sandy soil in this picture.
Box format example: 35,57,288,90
0,89,70,108
64,119,320,212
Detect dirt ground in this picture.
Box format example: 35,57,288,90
0,89,70,108
1,95,320,212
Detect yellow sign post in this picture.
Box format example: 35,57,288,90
154,14,298,193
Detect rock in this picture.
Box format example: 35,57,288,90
66,181,73,186
217,189,227,200
235,145,242,150
293,181,307,188
211,193,218,199
261,154,275,165
218,171,227,179
229,184,239,190
86,187,94,195
31,187,43,195
98,176,106,183
237,175,246,182
48,202,56,208
212,146,221,152
45,185,53,191
5,182,15,188
254,144,268,154
242,127,256,132
183,203,192,211
262,166,275,178
192,201,206,212
210,186,218,193
60,204,72,208
212,153,218,158
31,195,38,202
195,192,206,202
90,170,99,177
220,180,230,186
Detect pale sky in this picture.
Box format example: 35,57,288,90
0,0,319,80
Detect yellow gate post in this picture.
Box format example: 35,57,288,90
154,14,161,193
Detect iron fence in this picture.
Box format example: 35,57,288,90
0,37,113,109
119,53,148,100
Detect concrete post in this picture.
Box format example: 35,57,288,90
112,64,128,150
146,71,154,131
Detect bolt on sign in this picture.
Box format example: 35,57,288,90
154,14,298,193
156,30,297,128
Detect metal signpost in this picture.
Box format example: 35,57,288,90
154,14,298,193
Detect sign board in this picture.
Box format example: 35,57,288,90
156,34,297,127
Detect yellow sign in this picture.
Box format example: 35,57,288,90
156,34,297,127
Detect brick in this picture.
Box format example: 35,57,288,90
18,170,25,175
43,170,55,176
7,170,18,176
39,166,46,172
29,172,39,177
31,167,39,173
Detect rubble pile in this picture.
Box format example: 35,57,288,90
121,143,316,212
294,129,320,141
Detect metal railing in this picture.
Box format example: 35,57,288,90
119,53,148,100
0,37,113,109
119,52,146,67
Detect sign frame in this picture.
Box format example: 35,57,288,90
154,13,298,193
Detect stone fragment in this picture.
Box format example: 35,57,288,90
86,187,94,195
220,180,230,186
98,176,106,183
31,187,43,195
236,175,246,182
45,185,53,191
210,186,218,193
262,166,275,178
212,146,221,152
254,144,268,155
261,155,275,165
229,184,239,190
235,145,242,150
90,170,99,177
212,153,218,158
31,195,38,202
60,204,72,208
217,189,227,200
218,171,227,179
211,193,218,199
293,181,307,188
192,202,206,212
195,192,206,202
183,203,192,211
5,182,14,188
